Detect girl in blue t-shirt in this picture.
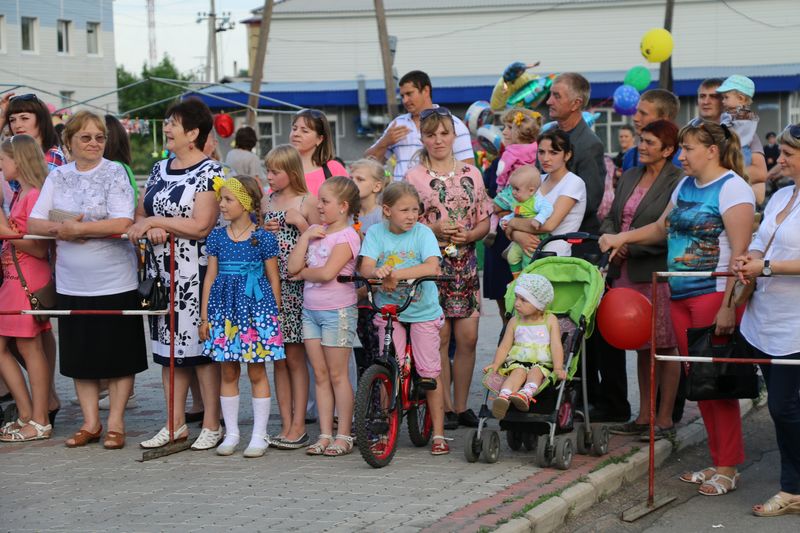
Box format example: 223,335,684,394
359,182,451,455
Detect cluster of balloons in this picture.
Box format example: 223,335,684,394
612,28,674,116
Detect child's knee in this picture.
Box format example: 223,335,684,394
221,363,241,382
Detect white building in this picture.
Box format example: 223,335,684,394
0,0,118,114
196,0,800,160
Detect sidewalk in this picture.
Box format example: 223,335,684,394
0,299,702,532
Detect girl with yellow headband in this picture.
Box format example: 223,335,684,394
199,175,285,458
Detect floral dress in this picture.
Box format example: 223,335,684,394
143,157,221,367
263,193,307,344
405,163,491,318
202,227,285,363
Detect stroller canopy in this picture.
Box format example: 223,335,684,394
504,256,605,334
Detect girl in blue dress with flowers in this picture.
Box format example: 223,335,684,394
200,175,285,458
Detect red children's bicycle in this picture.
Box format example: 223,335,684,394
338,274,453,468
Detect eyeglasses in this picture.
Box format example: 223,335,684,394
10,93,39,103
783,124,800,140
76,134,107,144
420,107,452,121
688,117,731,140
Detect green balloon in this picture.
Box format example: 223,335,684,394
624,66,651,92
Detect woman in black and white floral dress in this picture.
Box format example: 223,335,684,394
128,99,223,450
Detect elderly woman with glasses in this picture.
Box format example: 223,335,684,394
601,119,755,497
27,111,146,450
404,107,491,447
289,109,347,195
734,124,800,517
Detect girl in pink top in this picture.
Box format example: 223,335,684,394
290,109,348,196
288,176,361,457
0,135,54,442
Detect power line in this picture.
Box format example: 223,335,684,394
719,0,800,29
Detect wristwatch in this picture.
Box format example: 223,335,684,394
762,259,773,277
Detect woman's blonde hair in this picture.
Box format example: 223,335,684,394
62,110,106,153
382,181,420,209
1,134,48,189
501,108,543,144
265,144,308,194
678,120,747,181
349,158,391,192
778,124,800,151
418,112,456,167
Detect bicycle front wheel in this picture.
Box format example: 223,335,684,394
354,363,399,468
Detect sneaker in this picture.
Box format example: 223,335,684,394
444,411,459,430
509,392,530,411
458,409,479,428
491,396,510,420
191,427,224,450
610,421,648,436
99,394,137,411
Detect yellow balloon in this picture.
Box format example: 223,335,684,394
640,28,674,63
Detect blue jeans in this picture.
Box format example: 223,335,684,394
747,341,800,493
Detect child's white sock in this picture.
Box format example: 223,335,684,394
220,395,240,447
247,396,271,450
522,382,539,396
500,388,512,397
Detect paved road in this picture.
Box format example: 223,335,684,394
565,401,794,533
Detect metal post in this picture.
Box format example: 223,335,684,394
168,235,176,443
374,0,398,118
648,272,657,507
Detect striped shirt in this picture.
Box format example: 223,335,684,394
381,110,473,181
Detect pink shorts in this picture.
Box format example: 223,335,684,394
374,315,444,378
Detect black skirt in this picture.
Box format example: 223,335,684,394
482,227,514,301
58,290,148,379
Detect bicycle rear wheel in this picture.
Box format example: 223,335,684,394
354,363,399,468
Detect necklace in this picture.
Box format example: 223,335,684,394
230,222,254,242
426,157,457,180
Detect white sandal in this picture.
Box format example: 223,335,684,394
306,434,333,456
139,424,189,449
191,427,224,450
0,418,26,436
699,473,740,496
323,434,354,456
0,420,51,442
679,467,717,484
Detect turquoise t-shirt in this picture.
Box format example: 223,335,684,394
360,222,443,323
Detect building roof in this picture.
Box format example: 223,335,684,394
189,63,800,110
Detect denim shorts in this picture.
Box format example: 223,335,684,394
302,306,358,348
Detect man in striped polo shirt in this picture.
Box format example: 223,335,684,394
366,70,474,181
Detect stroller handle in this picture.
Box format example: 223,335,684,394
533,232,610,269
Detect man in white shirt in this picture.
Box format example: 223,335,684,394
366,70,474,181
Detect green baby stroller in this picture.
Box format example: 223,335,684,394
465,234,610,469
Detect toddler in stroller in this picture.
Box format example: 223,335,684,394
484,274,567,420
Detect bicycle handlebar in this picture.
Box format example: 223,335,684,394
337,274,455,315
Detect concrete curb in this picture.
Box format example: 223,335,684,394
515,399,758,533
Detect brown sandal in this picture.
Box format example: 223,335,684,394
103,431,126,450
65,426,103,448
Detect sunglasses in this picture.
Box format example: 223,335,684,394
76,134,107,144
10,93,39,103
688,117,731,140
296,108,325,119
784,124,800,140
420,107,452,121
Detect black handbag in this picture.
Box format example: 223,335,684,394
137,241,168,310
684,325,758,401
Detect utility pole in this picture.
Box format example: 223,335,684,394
197,1,234,82
147,0,156,67
374,0,398,118
659,0,675,92
247,0,274,127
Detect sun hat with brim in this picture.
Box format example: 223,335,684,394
716,75,755,98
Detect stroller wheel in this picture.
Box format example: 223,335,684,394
535,434,553,468
574,422,590,455
553,436,574,470
464,429,481,463
480,430,500,463
590,424,610,456
506,430,522,451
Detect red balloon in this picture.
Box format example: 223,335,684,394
214,113,234,138
596,288,653,350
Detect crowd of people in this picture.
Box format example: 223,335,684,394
0,67,799,517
